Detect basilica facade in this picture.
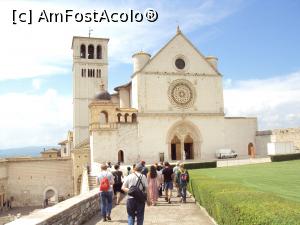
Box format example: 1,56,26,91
70,27,257,173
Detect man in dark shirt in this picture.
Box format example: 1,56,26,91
162,162,174,204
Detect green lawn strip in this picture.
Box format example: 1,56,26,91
188,174,300,225
191,160,300,202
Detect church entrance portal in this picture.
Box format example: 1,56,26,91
167,121,201,161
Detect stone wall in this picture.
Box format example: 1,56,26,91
6,157,73,207
6,189,100,225
256,128,300,155
272,128,300,150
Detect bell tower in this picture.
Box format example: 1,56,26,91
71,36,109,146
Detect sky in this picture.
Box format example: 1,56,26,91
0,0,299,149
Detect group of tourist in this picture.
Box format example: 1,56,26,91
97,160,190,224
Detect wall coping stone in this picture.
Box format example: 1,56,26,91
6,189,99,225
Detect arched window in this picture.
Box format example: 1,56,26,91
96,69,101,78
117,113,122,123
124,113,129,123
99,111,108,124
131,113,137,123
97,45,102,59
118,150,124,163
88,44,94,59
80,44,86,58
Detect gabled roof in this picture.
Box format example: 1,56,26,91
74,138,90,149
133,28,221,76
58,140,68,145
41,148,59,153
114,82,132,92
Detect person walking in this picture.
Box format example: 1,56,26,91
173,161,181,197
156,164,163,197
162,162,174,204
177,163,189,203
147,165,159,206
141,161,148,176
98,163,114,222
122,163,150,225
112,164,124,205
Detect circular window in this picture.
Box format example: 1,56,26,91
168,79,196,108
175,58,185,70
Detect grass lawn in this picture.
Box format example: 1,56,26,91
190,160,300,203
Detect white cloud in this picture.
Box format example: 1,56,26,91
0,0,241,81
32,78,42,90
0,89,72,148
224,71,300,130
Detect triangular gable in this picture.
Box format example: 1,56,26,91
139,30,221,76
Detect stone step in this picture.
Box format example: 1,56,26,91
88,176,98,190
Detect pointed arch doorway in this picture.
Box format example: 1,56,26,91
167,121,202,161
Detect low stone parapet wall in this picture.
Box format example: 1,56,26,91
6,189,100,225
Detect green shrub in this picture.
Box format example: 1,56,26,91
188,173,300,225
270,153,300,162
170,161,216,169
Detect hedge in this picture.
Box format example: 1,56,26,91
170,161,217,169
188,174,300,225
270,153,300,162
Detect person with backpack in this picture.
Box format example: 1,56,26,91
122,163,150,225
177,163,189,203
98,163,114,222
173,161,181,197
112,164,124,205
162,162,174,204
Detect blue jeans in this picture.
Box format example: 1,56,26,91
127,198,145,225
181,186,187,201
99,191,113,217
164,181,173,190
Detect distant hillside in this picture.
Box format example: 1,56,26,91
0,146,59,158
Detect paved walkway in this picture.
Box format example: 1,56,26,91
85,191,215,225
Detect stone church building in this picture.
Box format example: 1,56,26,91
71,27,257,174
2,28,299,208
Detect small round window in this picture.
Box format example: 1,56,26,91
175,58,185,70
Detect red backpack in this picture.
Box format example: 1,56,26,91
100,175,110,192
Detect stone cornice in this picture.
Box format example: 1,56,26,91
4,157,71,162
137,112,225,117
131,71,221,78
73,61,108,66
